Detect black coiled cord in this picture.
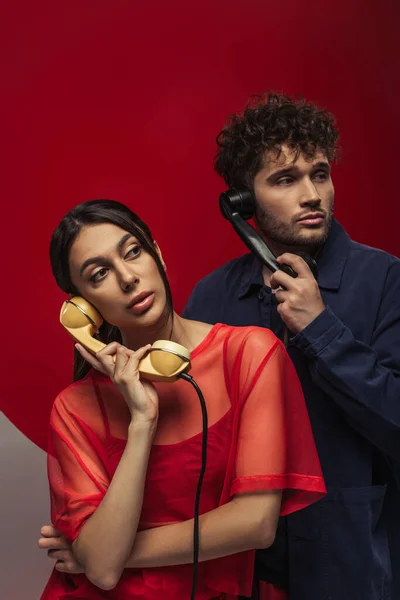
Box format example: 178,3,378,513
179,372,208,600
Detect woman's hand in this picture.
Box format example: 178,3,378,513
76,342,159,425
38,525,84,574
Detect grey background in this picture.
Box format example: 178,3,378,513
0,412,53,599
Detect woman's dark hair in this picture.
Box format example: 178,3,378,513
50,199,174,382
215,92,340,188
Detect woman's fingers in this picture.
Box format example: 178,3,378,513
115,344,152,380
114,345,131,372
75,343,106,373
38,536,69,551
75,341,153,380
95,341,122,373
40,524,62,538
96,341,121,356
76,341,124,376
48,549,71,561
55,560,83,574
127,344,152,369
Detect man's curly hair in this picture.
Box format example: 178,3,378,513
215,92,340,189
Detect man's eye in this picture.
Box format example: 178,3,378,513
276,177,293,185
313,171,328,181
90,268,108,283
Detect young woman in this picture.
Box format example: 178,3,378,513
40,199,325,600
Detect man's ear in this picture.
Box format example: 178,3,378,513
153,241,166,271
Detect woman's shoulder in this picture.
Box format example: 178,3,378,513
219,323,281,353
188,322,281,362
54,371,96,401
51,371,113,423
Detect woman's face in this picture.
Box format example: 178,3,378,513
68,222,167,331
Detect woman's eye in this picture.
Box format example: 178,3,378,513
90,268,108,283
125,245,141,259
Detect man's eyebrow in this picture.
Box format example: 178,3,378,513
312,161,331,171
267,161,330,181
79,233,134,276
267,165,300,180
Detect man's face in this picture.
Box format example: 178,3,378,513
253,145,335,252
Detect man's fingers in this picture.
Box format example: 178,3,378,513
277,252,313,277
274,289,288,304
270,269,292,290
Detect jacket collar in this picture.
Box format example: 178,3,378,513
237,219,350,298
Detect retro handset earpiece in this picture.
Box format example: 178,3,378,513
219,188,318,279
60,297,191,382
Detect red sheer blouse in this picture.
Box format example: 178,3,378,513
41,324,325,599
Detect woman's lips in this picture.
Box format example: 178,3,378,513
127,292,155,315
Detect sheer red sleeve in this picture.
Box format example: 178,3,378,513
47,384,110,542
229,329,326,515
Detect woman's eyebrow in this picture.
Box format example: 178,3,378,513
79,233,134,276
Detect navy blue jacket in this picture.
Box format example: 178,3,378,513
183,220,400,600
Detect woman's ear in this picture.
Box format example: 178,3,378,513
153,241,167,271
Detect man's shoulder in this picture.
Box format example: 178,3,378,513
327,220,399,276
182,254,253,321
347,236,400,272
194,253,252,293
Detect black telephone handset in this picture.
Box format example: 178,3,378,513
219,188,318,280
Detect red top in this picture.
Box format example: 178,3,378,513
41,324,326,599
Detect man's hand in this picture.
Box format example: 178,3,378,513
38,525,84,574
270,253,326,335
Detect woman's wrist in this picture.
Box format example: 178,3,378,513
128,416,157,438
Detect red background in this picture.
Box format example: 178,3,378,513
1,0,399,450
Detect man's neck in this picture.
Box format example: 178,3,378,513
265,237,319,259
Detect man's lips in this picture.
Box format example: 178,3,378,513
297,212,325,225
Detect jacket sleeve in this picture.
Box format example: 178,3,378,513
292,260,400,460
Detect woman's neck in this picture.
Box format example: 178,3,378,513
120,313,201,352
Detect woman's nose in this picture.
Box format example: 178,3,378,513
118,266,139,292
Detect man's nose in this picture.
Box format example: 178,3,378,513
299,178,322,206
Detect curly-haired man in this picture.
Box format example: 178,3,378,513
184,93,400,600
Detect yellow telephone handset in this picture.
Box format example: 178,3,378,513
60,296,191,382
